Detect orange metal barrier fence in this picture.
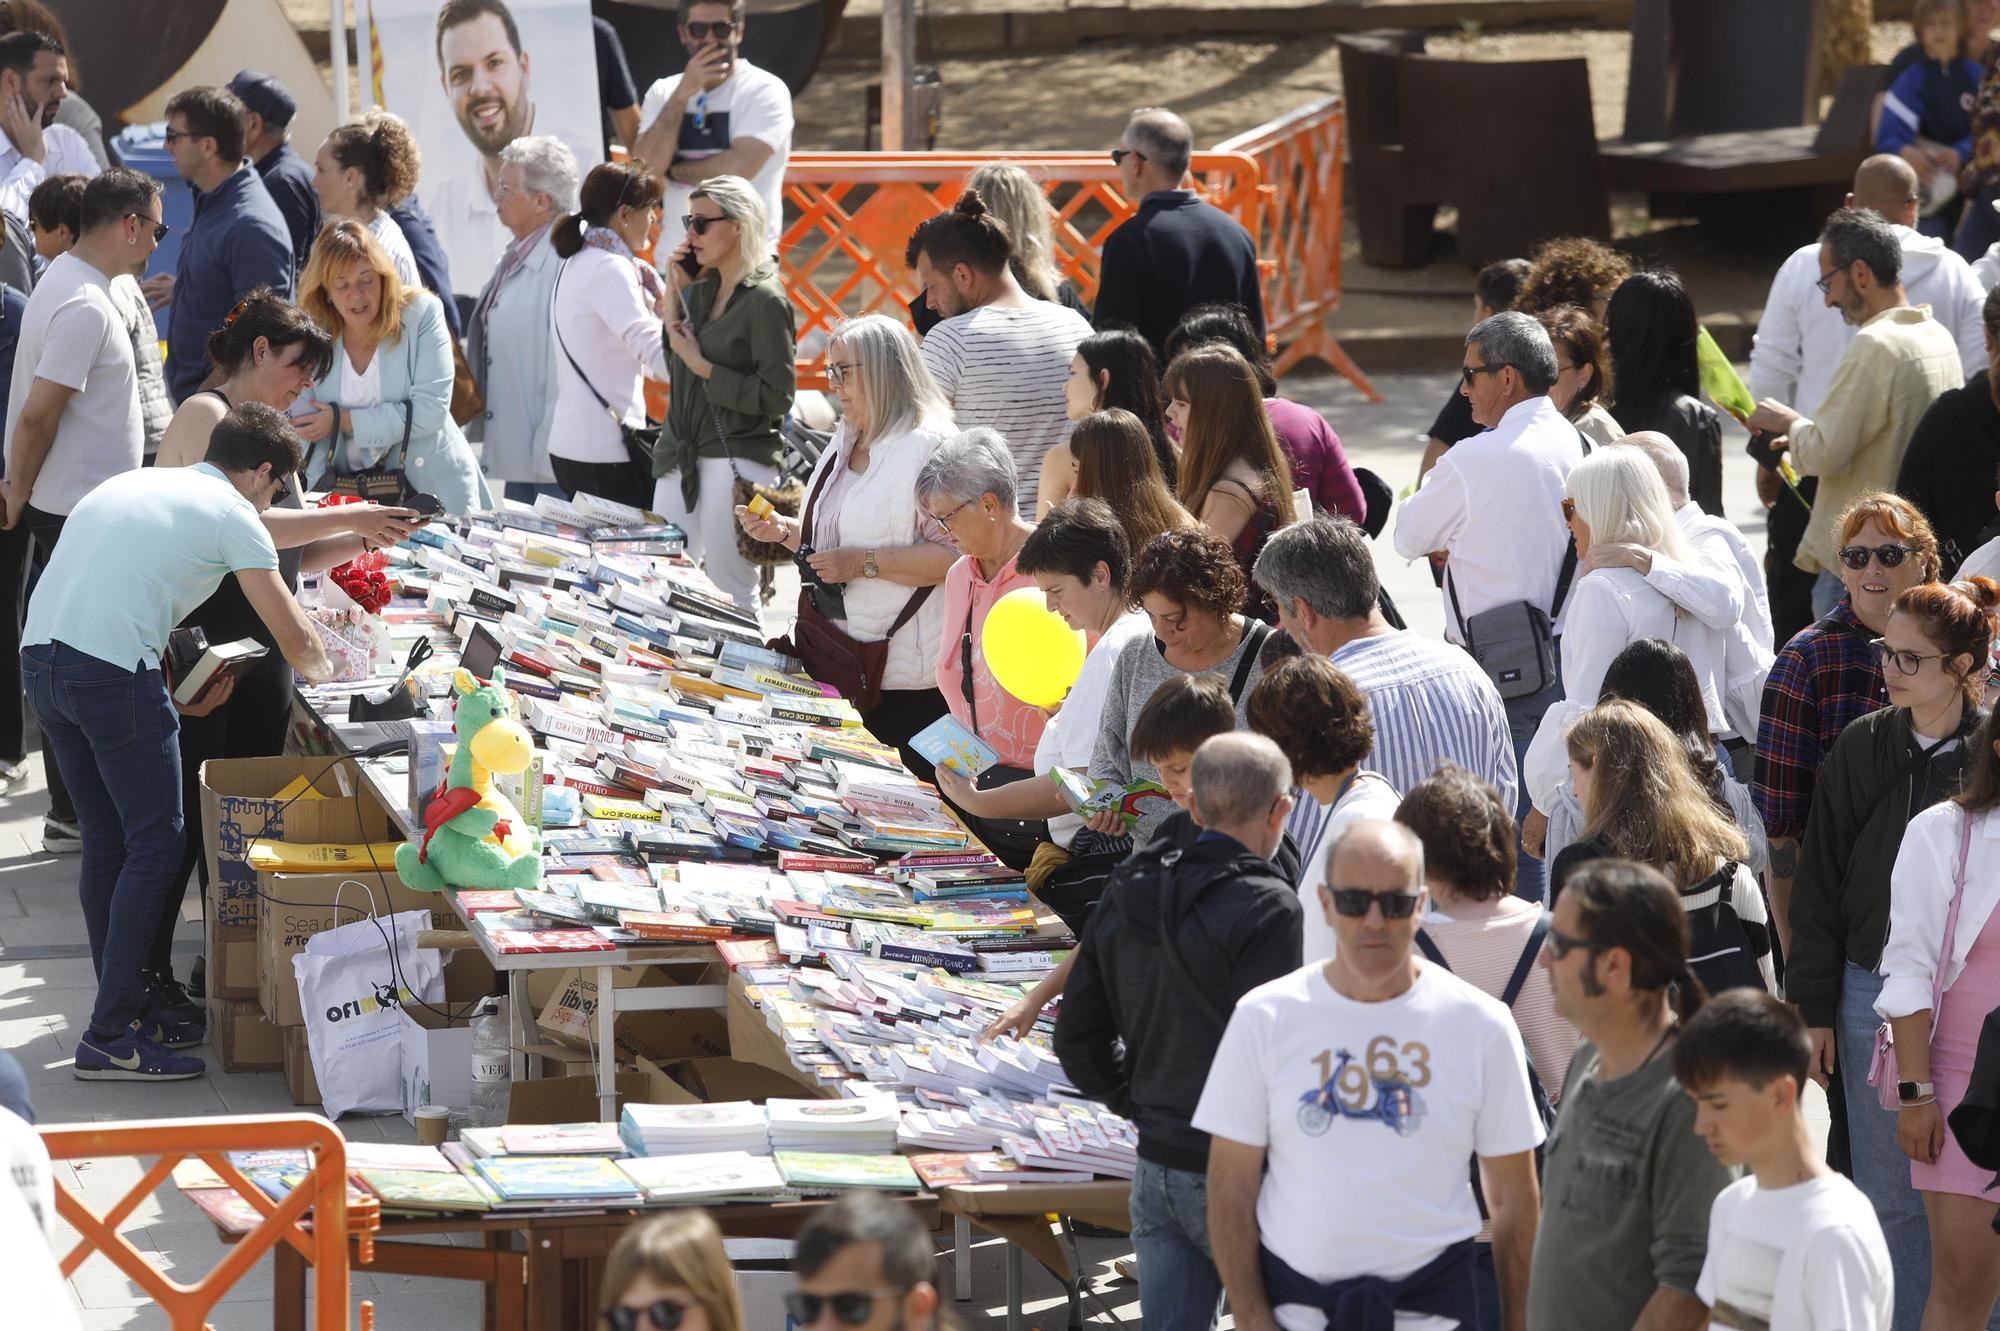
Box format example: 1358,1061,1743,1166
1215,95,1381,402
39,1113,378,1331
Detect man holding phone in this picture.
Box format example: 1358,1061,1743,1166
632,0,791,264
0,31,97,229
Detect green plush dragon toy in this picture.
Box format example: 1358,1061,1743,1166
395,666,544,893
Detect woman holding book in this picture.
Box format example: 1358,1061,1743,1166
599,1210,744,1331
734,314,956,776
149,290,425,1020
919,429,1048,869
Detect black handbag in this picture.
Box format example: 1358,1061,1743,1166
554,261,660,473
314,399,415,504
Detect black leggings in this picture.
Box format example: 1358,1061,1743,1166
552,455,652,513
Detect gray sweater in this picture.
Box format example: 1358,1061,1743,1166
1088,620,1271,844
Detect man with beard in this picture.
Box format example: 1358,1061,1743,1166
0,31,95,229
428,0,592,296
1749,208,1963,621
633,0,792,261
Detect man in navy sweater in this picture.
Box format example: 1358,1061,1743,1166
1096,107,1264,359
229,71,320,285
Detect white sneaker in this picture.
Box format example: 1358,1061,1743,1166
0,761,25,795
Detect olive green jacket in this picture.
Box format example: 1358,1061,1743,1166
657,262,797,507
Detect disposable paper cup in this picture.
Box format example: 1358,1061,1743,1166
415,1105,451,1145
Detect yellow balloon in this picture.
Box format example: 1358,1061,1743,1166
982,587,1087,708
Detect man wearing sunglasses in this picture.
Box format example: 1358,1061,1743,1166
1747,206,1962,621
1526,861,1731,1331
789,1192,946,1331
1055,733,1304,1331
633,0,791,263
1199,819,1544,1331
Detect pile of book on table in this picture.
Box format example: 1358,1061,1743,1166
286,491,1128,1188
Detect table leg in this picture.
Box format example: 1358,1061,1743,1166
594,963,617,1122
1006,1242,1022,1331
528,1227,563,1330
954,1216,972,1302
507,969,530,1081
274,1242,306,1331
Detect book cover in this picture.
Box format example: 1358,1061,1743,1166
908,715,999,778
356,1167,493,1212
1050,769,1173,828
472,1155,644,1202
483,927,618,954
616,1151,787,1201
499,1122,627,1155
773,1152,922,1191
908,1152,1010,1189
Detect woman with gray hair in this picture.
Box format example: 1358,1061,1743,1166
658,174,797,620
469,135,578,501
919,429,1049,867
736,314,958,770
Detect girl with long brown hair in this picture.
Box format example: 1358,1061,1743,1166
1162,343,1296,619
1069,408,1194,558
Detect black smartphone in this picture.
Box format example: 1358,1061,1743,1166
677,250,703,279
405,492,445,524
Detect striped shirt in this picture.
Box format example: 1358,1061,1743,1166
1330,630,1520,813
919,301,1093,516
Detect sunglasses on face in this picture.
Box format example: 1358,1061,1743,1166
1837,543,1915,571
1871,637,1953,676
683,20,738,40
1327,888,1421,919
603,1299,691,1331
1109,147,1146,166
125,212,169,243
1561,497,1577,523
783,1290,907,1326
682,213,728,236
1460,363,1507,387
1544,924,1605,961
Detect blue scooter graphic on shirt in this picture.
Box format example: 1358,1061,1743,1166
1297,1048,1427,1137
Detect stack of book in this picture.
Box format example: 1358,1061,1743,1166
772,1151,923,1192
766,1095,899,1153
619,1102,771,1157
616,1150,789,1203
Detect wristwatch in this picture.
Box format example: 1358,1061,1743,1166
863,549,879,579
1898,1079,1935,1104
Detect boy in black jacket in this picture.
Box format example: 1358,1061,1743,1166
1054,731,1303,1331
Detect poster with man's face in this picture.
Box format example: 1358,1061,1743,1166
365,0,602,296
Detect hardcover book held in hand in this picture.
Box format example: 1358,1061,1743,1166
166,626,270,705
909,715,999,778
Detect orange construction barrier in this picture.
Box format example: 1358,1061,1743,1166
777,151,1263,389
39,1113,378,1331
1215,96,1382,402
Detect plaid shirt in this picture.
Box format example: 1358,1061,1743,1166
1753,603,1887,841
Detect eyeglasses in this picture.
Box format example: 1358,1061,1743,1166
826,361,858,387
125,212,170,242
1871,637,1953,676
1327,888,1421,920
1109,147,1146,166
782,1290,909,1326
683,19,739,41
1460,363,1508,386
1814,267,1844,295
1561,497,1577,524
682,213,729,236
161,128,197,145
603,1300,691,1331
931,497,977,528
1544,924,1607,961
1837,543,1916,571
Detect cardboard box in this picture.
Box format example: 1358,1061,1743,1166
507,1070,649,1124
536,965,730,1064
255,871,446,1028
200,756,395,998
211,996,282,1072
724,973,823,1094
398,1004,475,1124
284,1026,319,1105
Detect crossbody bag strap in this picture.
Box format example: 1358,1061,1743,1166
1227,620,1272,704
1930,808,1977,1019
389,399,414,471
1444,564,1474,648
1550,427,1593,621
1414,929,1449,969
960,596,979,734
1500,913,1553,1008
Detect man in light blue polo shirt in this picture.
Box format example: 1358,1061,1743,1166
21,402,333,1081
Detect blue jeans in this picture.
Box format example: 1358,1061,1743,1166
1129,1159,1224,1331
1837,962,1930,1330
21,643,184,1036
1503,665,1563,904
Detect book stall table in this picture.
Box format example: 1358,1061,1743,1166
938,1181,1134,1331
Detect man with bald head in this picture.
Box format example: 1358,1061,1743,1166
1198,819,1545,1331
1749,156,1984,641
1054,731,1302,1331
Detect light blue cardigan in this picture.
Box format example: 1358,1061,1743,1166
298,290,491,515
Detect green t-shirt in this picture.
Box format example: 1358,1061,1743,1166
1527,1039,1736,1331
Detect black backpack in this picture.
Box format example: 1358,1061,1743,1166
1416,913,1556,1217
1680,860,1768,995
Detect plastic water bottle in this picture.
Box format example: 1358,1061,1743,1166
470,998,511,1128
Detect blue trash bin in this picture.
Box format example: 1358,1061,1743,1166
108,123,192,284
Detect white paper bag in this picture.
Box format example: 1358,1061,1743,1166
294,910,443,1119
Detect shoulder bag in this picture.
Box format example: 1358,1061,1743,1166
552,261,659,474
1447,428,1592,699
1869,807,1976,1113
314,399,415,504
775,454,932,713
724,399,802,566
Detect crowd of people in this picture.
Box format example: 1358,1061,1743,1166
3,0,2000,1327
